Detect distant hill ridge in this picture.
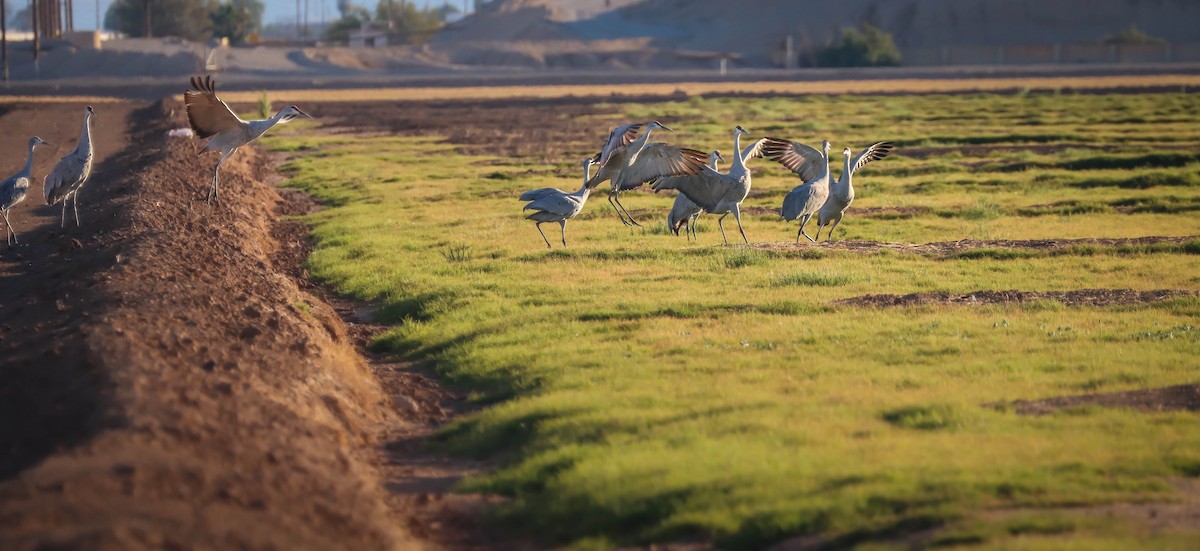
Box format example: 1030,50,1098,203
436,0,1199,64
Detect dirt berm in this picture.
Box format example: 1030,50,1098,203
0,102,416,550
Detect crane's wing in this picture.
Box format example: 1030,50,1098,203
850,141,894,174
597,123,643,166
739,138,769,163
519,187,565,202
761,138,824,182
43,151,89,205
614,144,707,191
0,175,30,209
651,168,729,212
185,75,245,139
523,192,581,216
781,182,821,221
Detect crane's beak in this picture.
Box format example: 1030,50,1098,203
297,108,312,118
659,124,675,132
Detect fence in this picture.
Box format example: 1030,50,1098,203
902,42,1200,66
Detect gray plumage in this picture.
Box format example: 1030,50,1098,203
765,138,831,243
44,106,96,227
1,136,51,245
816,141,894,241
185,75,311,204
665,150,723,240
651,126,765,245
586,120,708,227
521,158,594,248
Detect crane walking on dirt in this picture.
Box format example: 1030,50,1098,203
44,106,96,227
185,76,311,204
765,138,832,243
1,136,51,245
520,158,595,248
815,142,894,241
651,126,765,245
663,149,723,241
586,121,708,227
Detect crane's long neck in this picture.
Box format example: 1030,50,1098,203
840,154,853,190
732,132,747,172
628,127,654,162
21,142,38,177
78,114,93,153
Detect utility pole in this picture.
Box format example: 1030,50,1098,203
294,0,299,38
95,0,99,31
32,0,40,63
143,0,151,38
303,0,308,38
1,0,7,81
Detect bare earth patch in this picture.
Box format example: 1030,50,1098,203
834,288,1196,308
755,235,1199,256
1002,384,1200,415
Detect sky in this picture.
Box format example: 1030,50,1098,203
47,0,458,32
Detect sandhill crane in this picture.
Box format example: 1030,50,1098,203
763,138,831,243
816,142,894,241
651,126,765,245
44,106,96,227
185,76,310,204
664,149,723,240
1,136,51,245
586,120,708,226
520,158,594,248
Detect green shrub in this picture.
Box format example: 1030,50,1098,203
815,23,901,67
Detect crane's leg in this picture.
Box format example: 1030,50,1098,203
797,214,815,243
535,222,552,249
209,148,238,205
814,222,824,242
559,220,568,247
828,218,842,242
613,189,641,227
1,209,14,245
61,197,69,228
717,213,729,245
608,190,630,226
733,205,749,245
689,214,699,241
72,187,82,226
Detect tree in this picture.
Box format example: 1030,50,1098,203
1102,25,1165,45
814,22,901,67
324,1,370,43
210,0,264,44
104,0,217,40
375,1,442,44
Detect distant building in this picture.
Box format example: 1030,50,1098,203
348,28,388,48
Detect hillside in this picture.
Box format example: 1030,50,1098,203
434,0,1200,66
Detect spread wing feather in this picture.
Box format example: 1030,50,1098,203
850,141,894,174
739,138,769,163
761,137,824,182
613,145,707,191
596,123,644,166
184,75,245,139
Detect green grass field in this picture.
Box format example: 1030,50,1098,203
264,90,1200,550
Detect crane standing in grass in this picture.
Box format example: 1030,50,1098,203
663,149,723,241
765,138,832,243
1,136,51,245
520,158,595,248
586,121,708,226
44,106,96,227
651,126,765,245
184,76,311,204
815,142,894,241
